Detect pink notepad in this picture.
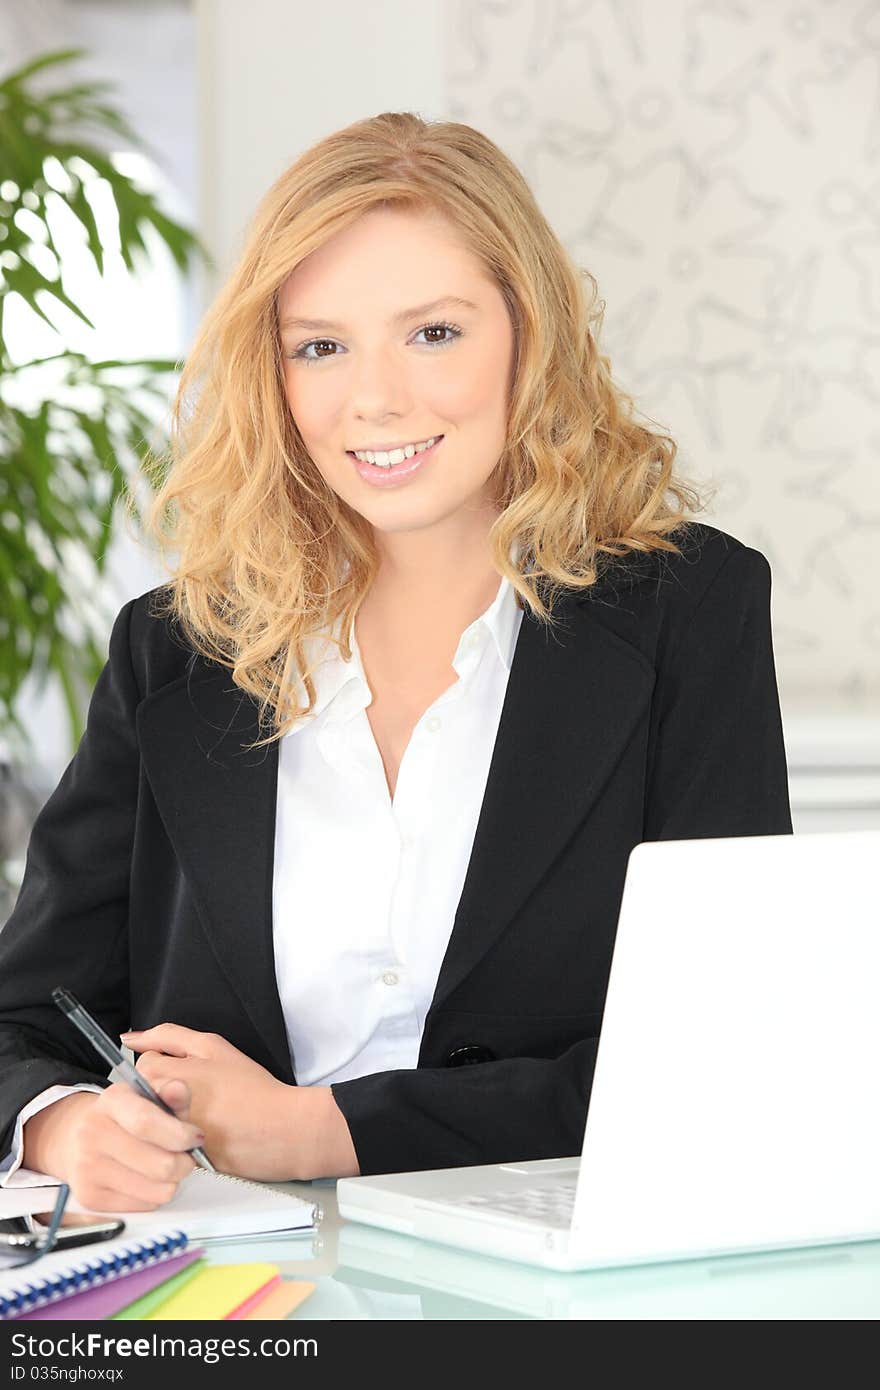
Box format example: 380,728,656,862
227,1274,282,1319
16,1249,203,1321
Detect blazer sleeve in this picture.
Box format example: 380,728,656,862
329,542,793,1176
0,598,140,1158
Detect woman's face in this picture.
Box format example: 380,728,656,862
277,206,515,542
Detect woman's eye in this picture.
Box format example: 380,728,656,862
289,338,339,364
287,320,462,365
412,321,462,348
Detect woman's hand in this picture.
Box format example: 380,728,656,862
121,1024,359,1181
21,1079,203,1213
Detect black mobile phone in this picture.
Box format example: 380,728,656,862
0,1210,125,1252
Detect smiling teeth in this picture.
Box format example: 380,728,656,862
353,436,440,468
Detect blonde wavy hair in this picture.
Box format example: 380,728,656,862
133,111,712,750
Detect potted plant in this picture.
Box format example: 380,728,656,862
0,47,208,913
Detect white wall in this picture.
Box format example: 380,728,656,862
443,0,880,715
194,0,447,284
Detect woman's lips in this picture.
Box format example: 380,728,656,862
347,436,444,486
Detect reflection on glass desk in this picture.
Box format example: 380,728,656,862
195,1179,880,1320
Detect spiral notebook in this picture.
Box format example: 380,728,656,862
1,1168,320,1320
0,1229,189,1320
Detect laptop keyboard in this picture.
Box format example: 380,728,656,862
446,1177,578,1228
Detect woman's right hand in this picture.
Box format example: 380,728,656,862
21,1079,205,1212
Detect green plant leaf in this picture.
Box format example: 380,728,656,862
65,178,105,275
2,256,96,331
0,48,90,89
0,45,209,762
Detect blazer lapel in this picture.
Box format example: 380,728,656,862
137,670,293,1083
426,595,656,1016
136,594,655,1074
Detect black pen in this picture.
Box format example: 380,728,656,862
52,987,216,1172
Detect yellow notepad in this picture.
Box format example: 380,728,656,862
147,1264,279,1321
113,1261,207,1320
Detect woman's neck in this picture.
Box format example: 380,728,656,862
357,509,505,664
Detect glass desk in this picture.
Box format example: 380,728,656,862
200,1179,880,1320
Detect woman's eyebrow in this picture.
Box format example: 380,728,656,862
279,295,480,332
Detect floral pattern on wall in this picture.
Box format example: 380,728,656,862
447,0,880,705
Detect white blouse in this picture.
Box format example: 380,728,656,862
1,569,524,1182
274,567,523,1086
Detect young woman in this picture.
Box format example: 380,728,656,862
0,113,792,1213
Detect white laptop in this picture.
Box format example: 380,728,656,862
336,830,880,1272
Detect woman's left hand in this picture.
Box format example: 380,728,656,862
121,1024,359,1181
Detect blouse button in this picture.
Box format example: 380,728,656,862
381,970,400,986
425,716,442,733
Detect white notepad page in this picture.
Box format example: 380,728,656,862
72,1168,321,1241
2,1168,319,1242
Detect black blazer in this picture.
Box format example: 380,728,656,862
0,522,792,1175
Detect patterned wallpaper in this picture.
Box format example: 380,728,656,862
446,0,879,707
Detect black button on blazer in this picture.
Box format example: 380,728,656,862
445,1045,496,1067
0,523,793,1175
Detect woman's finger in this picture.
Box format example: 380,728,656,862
75,1150,193,1212
88,1117,196,1189
101,1082,204,1152
154,1078,191,1117
122,1023,217,1058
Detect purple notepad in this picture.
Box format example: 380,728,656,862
15,1249,203,1321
